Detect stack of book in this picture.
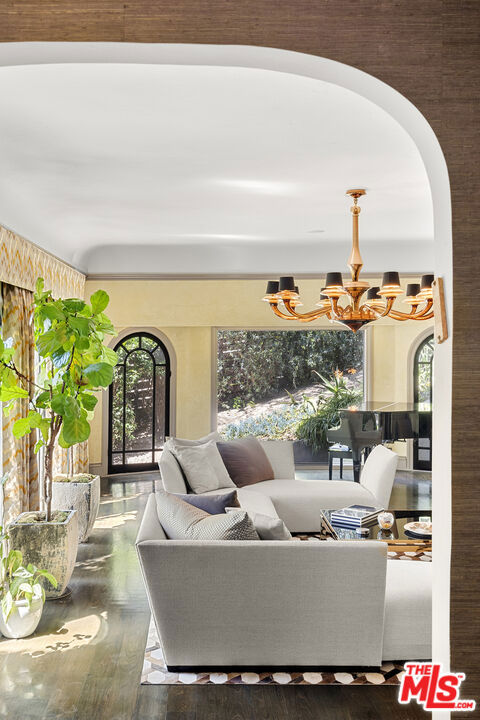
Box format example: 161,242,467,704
330,504,383,528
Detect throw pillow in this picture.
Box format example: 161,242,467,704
165,430,221,448
177,490,240,514
226,508,292,540
155,491,259,540
168,440,235,494
216,437,274,487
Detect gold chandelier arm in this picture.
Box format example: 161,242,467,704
283,300,332,321
329,297,345,321
387,299,434,321
364,297,395,318
269,302,297,320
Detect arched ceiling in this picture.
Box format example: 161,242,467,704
0,61,433,276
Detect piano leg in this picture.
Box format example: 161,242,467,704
352,450,362,483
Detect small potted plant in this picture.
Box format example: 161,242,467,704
0,279,117,597
0,476,57,639
0,535,57,639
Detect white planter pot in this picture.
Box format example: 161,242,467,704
8,509,78,599
0,596,44,639
52,475,100,543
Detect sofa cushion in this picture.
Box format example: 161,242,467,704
250,479,376,531
168,440,235,494
383,559,432,660
202,486,279,519
177,490,240,514
259,440,295,480
155,490,259,541
217,437,274,487
165,431,221,447
227,508,292,540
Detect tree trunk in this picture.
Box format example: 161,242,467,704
44,442,54,522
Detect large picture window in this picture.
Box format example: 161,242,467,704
217,329,364,441
108,332,170,473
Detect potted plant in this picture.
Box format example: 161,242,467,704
295,369,363,462
52,472,100,543
0,475,57,638
0,278,117,597
0,536,57,639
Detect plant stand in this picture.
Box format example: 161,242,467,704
52,475,100,543
8,510,78,599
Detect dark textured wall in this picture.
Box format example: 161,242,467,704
1,0,479,704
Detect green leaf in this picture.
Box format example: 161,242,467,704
54,323,68,345
63,299,86,313
34,438,44,454
39,418,50,442
0,385,29,401
35,277,45,295
90,290,109,315
78,393,98,412
27,411,43,429
101,346,118,366
76,336,90,352
61,414,90,445
35,390,51,408
69,316,90,335
42,304,65,322
51,395,67,416
37,328,62,356
12,417,32,438
83,362,114,388
2,591,13,621
35,569,58,589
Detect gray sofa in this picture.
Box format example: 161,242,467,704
159,439,399,532
136,493,432,668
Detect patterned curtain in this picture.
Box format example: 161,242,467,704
53,443,89,478
1,284,39,523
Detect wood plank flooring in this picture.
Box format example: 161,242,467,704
0,471,431,719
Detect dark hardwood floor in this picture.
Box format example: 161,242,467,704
0,470,431,720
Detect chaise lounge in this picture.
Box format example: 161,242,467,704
159,438,399,532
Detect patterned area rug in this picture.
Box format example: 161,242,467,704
141,535,431,685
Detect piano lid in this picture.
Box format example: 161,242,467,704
338,401,432,413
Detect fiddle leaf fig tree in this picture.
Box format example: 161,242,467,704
0,279,117,521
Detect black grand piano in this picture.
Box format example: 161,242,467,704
327,401,432,482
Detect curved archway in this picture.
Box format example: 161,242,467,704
0,43,452,667
108,330,171,473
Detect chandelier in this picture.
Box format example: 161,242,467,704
263,189,444,335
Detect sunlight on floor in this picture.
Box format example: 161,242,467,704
100,492,143,507
94,510,138,529
0,612,108,658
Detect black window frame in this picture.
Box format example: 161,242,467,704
413,333,434,471
108,331,171,474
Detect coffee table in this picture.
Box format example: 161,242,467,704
324,509,432,552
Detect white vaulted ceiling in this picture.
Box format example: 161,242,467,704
0,57,433,276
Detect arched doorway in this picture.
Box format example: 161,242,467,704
108,331,171,473
413,333,434,470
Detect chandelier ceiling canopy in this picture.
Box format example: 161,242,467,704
263,189,441,334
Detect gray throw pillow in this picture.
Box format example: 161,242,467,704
168,440,235,494
226,508,292,540
177,490,240,515
155,490,259,541
216,437,274,487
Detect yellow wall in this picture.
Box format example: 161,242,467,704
85,278,433,471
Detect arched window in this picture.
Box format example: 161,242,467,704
413,333,434,470
108,332,171,473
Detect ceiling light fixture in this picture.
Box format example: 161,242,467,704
263,188,447,338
